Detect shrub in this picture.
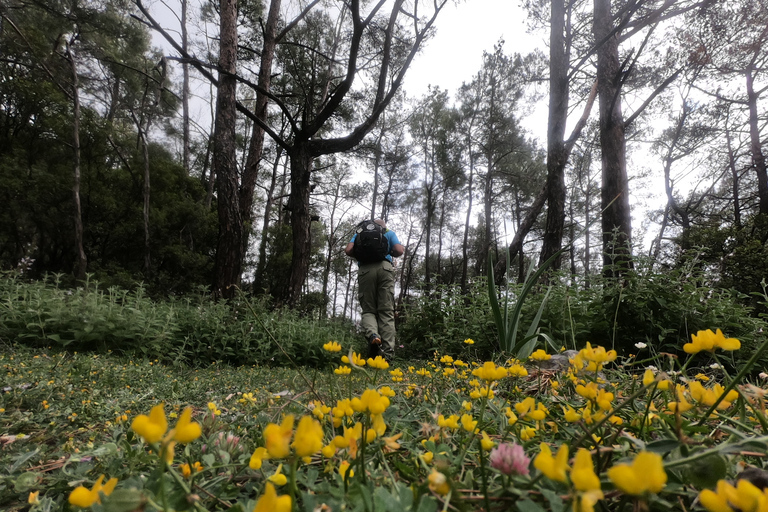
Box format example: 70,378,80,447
0,272,358,367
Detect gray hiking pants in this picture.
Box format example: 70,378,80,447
357,260,396,358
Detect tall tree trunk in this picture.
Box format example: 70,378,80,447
746,65,768,217
213,0,242,298
726,123,741,229
285,142,313,305
482,146,495,273
539,0,569,269
253,147,283,291
181,0,190,174
461,152,474,294
241,0,281,237
68,43,87,281
595,0,633,277
140,129,151,274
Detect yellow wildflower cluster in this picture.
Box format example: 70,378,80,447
131,404,202,446
700,478,768,512
570,342,617,373
684,329,741,354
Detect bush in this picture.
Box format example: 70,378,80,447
398,260,768,371
0,272,358,367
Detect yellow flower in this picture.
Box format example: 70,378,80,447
684,329,741,354
463,338,475,345
253,482,291,512
461,414,477,432
292,415,324,457
390,368,404,382
342,352,366,366
643,369,655,387
472,361,507,382
334,365,352,375
699,479,738,512
171,407,201,444
131,404,168,444
383,432,402,452
563,405,581,423
428,469,451,495
423,451,434,464
574,490,604,512
529,349,551,361
571,448,601,493
311,401,331,420
28,491,40,505
250,446,269,469
268,464,288,486
698,478,768,512
323,341,342,352
480,431,495,451
507,364,529,377
607,451,666,495
207,402,221,416
339,460,354,478
264,415,294,459
438,414,460,430
68,475,118,508
371,413,387,437
533,443,569,483
350,389,390,415
519,426,536,441
181,461,203,478
504,407,519,426
440,355,454,364
367,356,390,370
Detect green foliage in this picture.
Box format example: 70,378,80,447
533,258,768,368
0,273,358,367
397,282,497,360
399,260,768,371
487,248,564,357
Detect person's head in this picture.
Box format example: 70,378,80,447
374,219,386,229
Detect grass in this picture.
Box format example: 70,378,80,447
3,332,768,512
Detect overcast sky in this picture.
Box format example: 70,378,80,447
404,0,544,98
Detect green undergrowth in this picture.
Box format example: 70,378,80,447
0,273,359,368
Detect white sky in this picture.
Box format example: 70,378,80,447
404,0,544,98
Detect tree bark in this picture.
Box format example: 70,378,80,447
539,0,569,270
67,42,87,281
181,0,190,174
241,0,282,239
284,142,313,304
461,151,474,294
746,64,768,217
595,0,633,277
213,0,242,298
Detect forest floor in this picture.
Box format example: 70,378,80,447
1,338,765,512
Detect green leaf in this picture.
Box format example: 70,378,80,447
413,493,437,512
516,498,547,512
684,454,728,489
540,488,565,512
101,488,145,512
10,449,40,473
645,439,681,454
13,472,40,493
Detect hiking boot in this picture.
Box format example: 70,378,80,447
367,333,382,358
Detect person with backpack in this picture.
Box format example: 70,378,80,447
345,219,405,361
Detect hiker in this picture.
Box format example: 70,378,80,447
345,219,405,361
